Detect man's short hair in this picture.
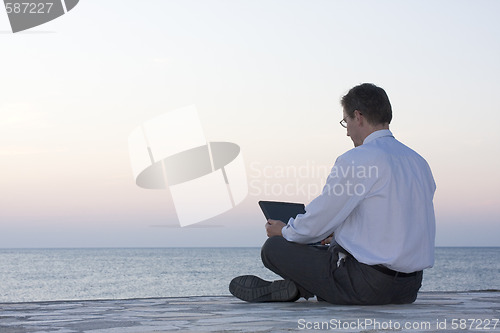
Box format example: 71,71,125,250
341,83,392,125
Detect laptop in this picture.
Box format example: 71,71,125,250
258,200,329,248
258,201,306,224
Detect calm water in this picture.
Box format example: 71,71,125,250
0,247,499,303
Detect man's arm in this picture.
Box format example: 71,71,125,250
282,152,378,244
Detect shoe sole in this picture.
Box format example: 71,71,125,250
229,275,298,302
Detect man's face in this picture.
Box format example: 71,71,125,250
343,110,363,147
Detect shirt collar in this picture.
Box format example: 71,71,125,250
363,129,394,145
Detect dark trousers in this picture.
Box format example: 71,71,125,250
261,236,423,305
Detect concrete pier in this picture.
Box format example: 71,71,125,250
1,291,499,332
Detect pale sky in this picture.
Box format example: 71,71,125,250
1,0,499,247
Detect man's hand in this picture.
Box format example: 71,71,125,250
321,233,334,245
265,219,286,237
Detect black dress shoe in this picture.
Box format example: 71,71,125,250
229,275,299,302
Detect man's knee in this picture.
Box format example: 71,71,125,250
262,236,287,252
261,236,288,268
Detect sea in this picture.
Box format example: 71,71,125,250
0,247,499,303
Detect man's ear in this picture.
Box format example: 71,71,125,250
354,110,363,125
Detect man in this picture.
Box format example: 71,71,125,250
229,83,436,305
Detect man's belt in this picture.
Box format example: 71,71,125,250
371,264,420,278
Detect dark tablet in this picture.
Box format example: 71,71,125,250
258,201,306,224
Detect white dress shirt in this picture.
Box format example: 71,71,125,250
282,129,436,273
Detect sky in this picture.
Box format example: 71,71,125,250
1,0,499,247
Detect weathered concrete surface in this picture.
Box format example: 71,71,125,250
0,291,499,332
